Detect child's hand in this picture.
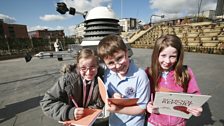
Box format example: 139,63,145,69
74,107,85,120
112,93,122,98
147,101,159,114
187,106,203,117
106,100,122,112
63,122,72,126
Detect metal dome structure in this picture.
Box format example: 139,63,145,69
85,6,118,20
33,3,133,61
55,2,133,57
79,6,132,57
81,6,121,46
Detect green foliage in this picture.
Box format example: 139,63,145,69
64,37,76,45
1,37,79,54
0,38,8,49
32,38,46,47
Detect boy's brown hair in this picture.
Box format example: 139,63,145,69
97,34,127,59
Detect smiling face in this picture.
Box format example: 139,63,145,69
78,57,98,81
158,46,178,71
103,50,129,77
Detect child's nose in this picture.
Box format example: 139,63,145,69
85,69,92,74
115,63,122,69
164,57,171,63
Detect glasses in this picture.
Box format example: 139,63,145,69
79,66,97,72
106,54,126,68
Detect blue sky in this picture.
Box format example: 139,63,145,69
0,0,217,36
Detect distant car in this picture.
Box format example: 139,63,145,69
34,52,44,58
34,52,53,59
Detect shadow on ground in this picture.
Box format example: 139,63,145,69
187,102,216,126
0,95,43,123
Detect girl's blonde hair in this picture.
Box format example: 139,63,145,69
60,48,99,74
76,48,99,65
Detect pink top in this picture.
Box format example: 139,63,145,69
147,67,201,126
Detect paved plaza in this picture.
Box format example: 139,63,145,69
0,48,224,126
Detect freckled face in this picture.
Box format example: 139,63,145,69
158,46,178,71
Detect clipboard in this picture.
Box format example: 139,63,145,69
153,92,211,119
58,108,102,126
97,77,138,106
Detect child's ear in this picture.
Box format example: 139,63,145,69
125,49,128,57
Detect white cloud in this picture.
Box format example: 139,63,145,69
62,0,112,12
53,25,76,36
40,14,72,21
0,13,16,24
37,0,112,36
40,0,112,22
27,25,66,31
149,0,217,19
27,25,52,32
66,25,76,36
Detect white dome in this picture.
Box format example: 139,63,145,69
85,6,118,20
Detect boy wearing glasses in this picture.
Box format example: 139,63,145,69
97,34,150,126
40,48,106,125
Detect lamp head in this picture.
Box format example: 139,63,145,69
56,2,69,14
69,7,76,15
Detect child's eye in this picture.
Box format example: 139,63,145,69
108,62,114,65
116,56,123,62
170,56,177,60
160,54,167,58
170,55,177,58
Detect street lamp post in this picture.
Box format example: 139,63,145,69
150,14,165,26
5,34,11,55
29,36,33,49
197,0,203,22
48,35,51,50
